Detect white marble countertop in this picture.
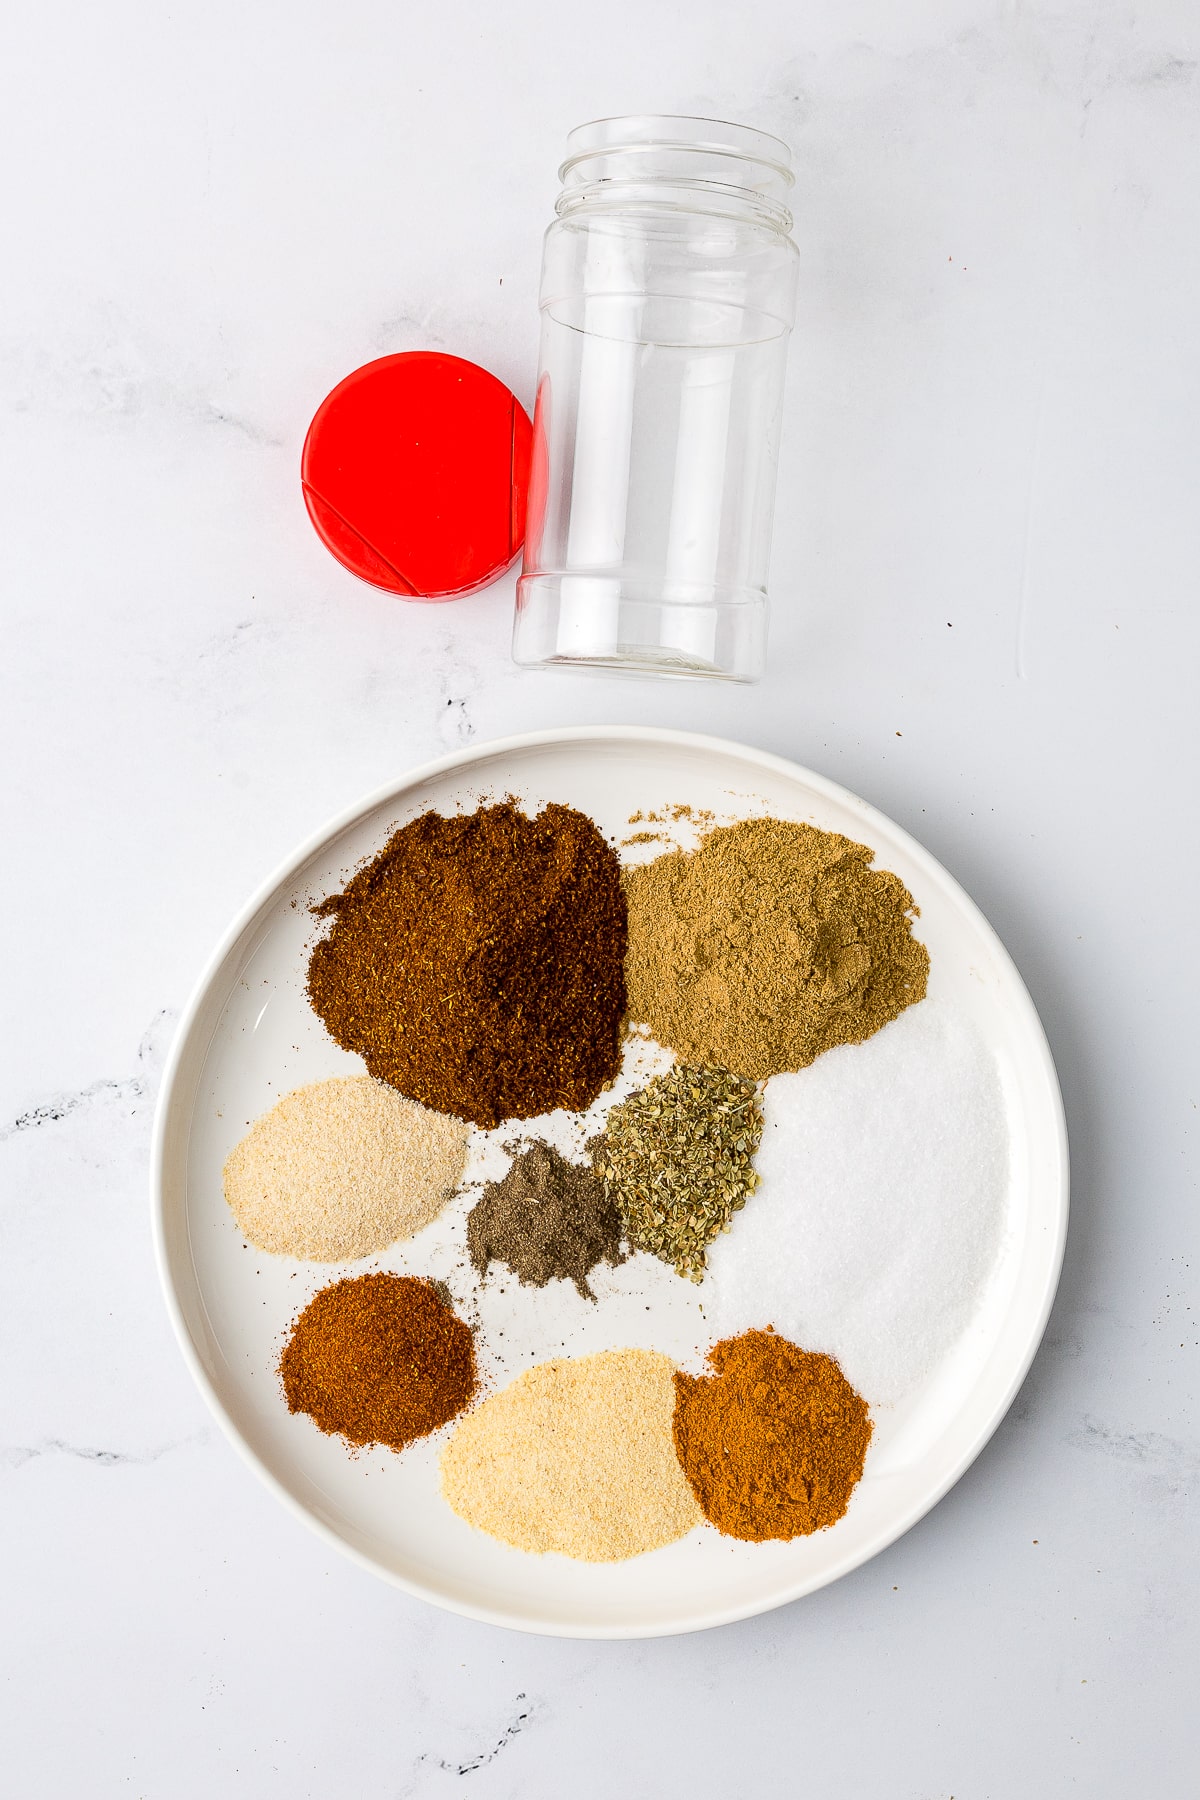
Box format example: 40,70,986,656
3,1,1198,1793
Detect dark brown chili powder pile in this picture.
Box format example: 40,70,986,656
467,1141,626,1300
280,1273,477,1452
306,801,627,1130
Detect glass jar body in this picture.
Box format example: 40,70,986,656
513,119,798,683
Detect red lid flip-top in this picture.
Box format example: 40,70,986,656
301,352,532,601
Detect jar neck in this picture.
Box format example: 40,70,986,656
556,114,795,238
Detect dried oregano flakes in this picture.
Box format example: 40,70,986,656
589,1063,763,1281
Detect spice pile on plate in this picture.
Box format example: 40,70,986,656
589,1062,762,1281
467,1142,625,1301
306,799,626,1128
622,815,930,1079
281,1273,476,1451
673,1329,872,1540
220,798,1006,1562
441,1348,700,1560
224,1076,468,1260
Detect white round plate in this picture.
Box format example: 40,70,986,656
152,727,1068,1638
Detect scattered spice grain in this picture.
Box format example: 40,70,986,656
589,1063,763,1280
306,801,627,1129
467,1141,625,1300
280,1273,476,1452
440,1348,701,1560
622,816,929,1081
223,1076,468,1260
673,1329,872,1540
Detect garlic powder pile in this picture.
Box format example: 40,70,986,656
440,1348,701,1560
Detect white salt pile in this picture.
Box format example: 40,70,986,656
703,998,1009,1405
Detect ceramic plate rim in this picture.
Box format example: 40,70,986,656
151,725,1069,1639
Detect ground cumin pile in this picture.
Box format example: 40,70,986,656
280,1273,477,1452
306,801,627,1129
622,817,929,1081
672,1329,872,1540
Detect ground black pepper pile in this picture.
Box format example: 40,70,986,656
467,1141,626,1300
306,801,627,1129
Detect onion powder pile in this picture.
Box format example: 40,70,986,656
223,1076,469,1260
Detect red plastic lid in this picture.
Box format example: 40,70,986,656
301,352,532,600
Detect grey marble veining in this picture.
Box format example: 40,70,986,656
2,0,1198,1793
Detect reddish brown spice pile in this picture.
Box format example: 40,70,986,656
672,1328,872,1540
280,1273,477,1452
306,801,627,1130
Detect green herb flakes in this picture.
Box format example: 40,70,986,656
589,1064,764,1281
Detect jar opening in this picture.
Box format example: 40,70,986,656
558,114,795,235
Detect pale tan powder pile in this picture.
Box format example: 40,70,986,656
622,816,930,1082
440,1349,701,1561
223,1076,469,1260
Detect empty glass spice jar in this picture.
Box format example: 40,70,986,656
513,115,799,683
